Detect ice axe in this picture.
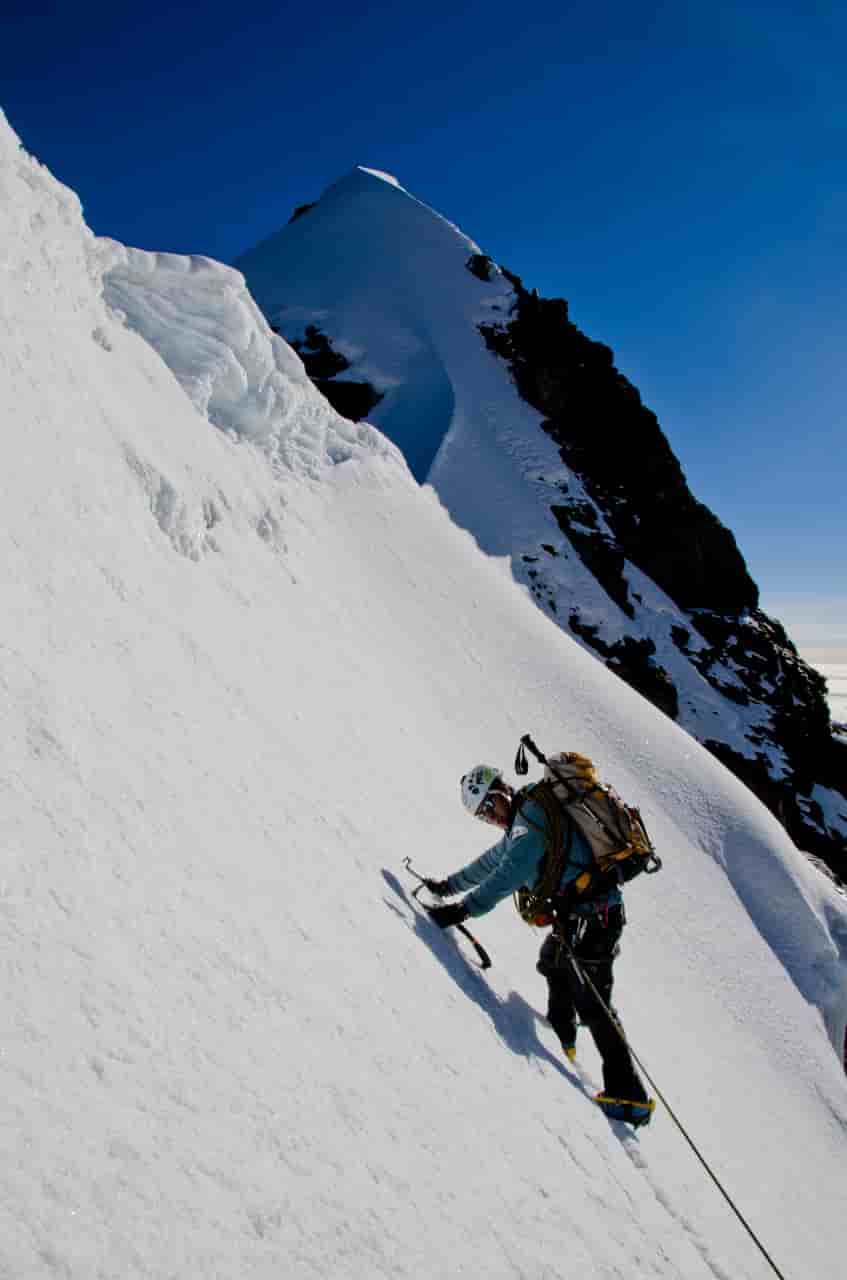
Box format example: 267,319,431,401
403,857,492,969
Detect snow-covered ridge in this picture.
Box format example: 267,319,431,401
3,110,847,1279
355,165,403,188
235,164,503,480
1,116,403,561
0,110,96,322
236,162,847,868
99,242,402,479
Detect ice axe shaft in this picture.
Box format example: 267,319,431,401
402,858,492,969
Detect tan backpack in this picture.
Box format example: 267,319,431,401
513,736,661,926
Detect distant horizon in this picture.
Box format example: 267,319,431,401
761,595,847,658
801,649,847,665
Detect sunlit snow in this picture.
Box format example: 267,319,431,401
2,112,846,1280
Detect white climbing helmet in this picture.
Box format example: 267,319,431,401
460,764,503,816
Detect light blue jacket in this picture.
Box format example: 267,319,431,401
446,785,622,918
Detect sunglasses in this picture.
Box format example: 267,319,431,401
478,790,502,820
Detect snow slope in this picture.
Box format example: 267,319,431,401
237,169,847,859
2,115,847,1280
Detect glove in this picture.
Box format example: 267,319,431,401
426,901,470,930
423,878,452,897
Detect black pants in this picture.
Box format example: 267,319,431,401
537,906,647,1102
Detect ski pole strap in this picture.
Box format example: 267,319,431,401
515,733,547,776
456,923,492,970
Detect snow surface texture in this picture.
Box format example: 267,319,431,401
237,168,847,854
2,114,847,1279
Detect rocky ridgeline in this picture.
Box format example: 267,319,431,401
470,255,845,880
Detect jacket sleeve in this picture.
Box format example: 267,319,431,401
447,821,548,918
445,838,509,895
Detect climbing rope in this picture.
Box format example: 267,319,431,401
566,946,789,1280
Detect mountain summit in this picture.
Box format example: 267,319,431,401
237,172,846,880
236,165,500,481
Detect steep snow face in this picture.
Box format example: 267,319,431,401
3,114,847,1280
237,169,847,868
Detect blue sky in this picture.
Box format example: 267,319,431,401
4,0,844,651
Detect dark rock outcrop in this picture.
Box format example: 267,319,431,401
288,325,383,422
466,253,497,282
481,288,757,613
288,201,317,224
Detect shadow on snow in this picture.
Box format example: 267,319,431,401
382,868,588,1093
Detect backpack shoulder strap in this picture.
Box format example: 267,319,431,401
518,782,575,901
506,786,530,835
